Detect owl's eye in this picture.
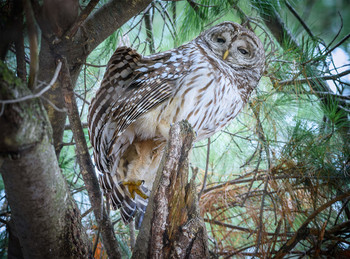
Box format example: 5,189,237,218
216,37,226,44
238,48,249,55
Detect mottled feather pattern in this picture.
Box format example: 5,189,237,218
88,22,265,226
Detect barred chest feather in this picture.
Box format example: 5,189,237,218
134,48,245,143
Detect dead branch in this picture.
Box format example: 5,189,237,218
132,121,209,259
65,0,100,39
273,190,350,259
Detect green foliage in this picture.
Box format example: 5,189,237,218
177,0,235,43
1,0,349,257
0,226,8,258
0,61,23,89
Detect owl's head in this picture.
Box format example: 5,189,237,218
198,22,265,73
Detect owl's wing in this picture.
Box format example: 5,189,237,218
88,46,191,171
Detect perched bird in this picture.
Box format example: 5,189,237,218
88,21,265,227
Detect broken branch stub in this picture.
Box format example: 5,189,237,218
132,120,209,259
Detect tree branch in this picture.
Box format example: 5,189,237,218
132,121,209,258
80,0,153,56
0,61,62,105
251,0,300,50
251,102,272,256
198,138,210,197
60,57,122,259
24,0,39,90
65,0,100,39
144,6,155,53
273,190,350,259
0,62,92,258
278,69,350,86
285,1,315,40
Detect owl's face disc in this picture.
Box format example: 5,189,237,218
200,22,265,71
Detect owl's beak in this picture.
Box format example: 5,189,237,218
223,50,229,60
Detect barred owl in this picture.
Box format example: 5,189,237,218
88,22,265,227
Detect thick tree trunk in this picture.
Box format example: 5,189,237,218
132,121,209,259
0,63,92,258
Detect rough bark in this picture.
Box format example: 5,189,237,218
0,63,92,258
132,121,209,259
7,219,24,259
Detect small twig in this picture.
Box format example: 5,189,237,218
203,173,335,194
24,0,39,90
278,69,350,86
0,218,8,225
131,17,145,49
0,61,62,105
112,218,122,226
65,0,100,39
186,0,206,20
71,186,85,195
198,138,210,198
204,219,293,237
322,32,350,58
254,175,270,257
250,101,272,257
285,1,314,40
64,122,88,131
273,190,350,259
84,62,107,68
153,3,176,40
267,220,282,256
241,145,263,206
40,95,67,113
326,12,344,53
186,0,218,8
75,92,91,105
60,57,121,258
81,207,93,218
123,5,152,37
240,143,261,169
60,142,76,147
159,2,178,41
79,65,88,117
144,6,155,53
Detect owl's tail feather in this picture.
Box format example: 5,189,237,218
99,173,149,229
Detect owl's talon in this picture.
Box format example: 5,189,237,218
122,180,148,200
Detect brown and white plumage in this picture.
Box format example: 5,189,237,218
88,22,265,227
